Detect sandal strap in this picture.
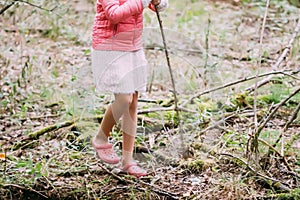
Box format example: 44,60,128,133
92,141,113,150
122,162,138,171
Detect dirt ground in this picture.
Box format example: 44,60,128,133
0,0,300,199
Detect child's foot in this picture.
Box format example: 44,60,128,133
92,139,120,164
121,162,147,178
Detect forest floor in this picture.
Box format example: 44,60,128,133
1,0,300,199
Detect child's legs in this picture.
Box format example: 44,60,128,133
122,92,138,165
95,94,133,144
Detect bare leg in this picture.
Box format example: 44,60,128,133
122,92,138,166
94,94,133,145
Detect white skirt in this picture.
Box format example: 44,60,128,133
92,49,148,94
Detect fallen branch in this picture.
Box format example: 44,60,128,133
138,106,196,115
28,121,74,140
11,104,195,152
194,113,238,139
246,70,300,94
12,115,105,151
97,163,129,184
273,12,300,71
12,120,75,150
181,69,295,107
282,70,300,81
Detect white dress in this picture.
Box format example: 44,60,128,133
92,49,148,94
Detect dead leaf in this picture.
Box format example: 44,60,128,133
0,153,6,160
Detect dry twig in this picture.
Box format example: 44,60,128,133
283,102,300,132
253,0,270,152
155,7,180,121
249,86,300,164
181,69,295,107
254,86,300,142
0,0,57,15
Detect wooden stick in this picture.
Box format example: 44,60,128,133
249,0,270,160
155,7,186,154
154,7,181,124
138,106,196,115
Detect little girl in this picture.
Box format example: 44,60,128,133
91,0,168,177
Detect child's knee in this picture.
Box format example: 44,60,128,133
115,94,133,108
129,94,138,109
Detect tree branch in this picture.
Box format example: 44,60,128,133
16,0,57,12
0,1,15,15
181,69,296,107
0,0,57,16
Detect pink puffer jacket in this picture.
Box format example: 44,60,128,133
92,0,147,51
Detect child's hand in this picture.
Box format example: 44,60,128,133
151,0,161,6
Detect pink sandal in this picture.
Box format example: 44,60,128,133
92,140,120,164
122,162,147,178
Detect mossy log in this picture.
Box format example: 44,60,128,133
12,120,75,151
12,115,104,151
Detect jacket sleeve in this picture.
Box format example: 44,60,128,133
100,0,144,24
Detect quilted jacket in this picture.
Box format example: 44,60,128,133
92,0,166,51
